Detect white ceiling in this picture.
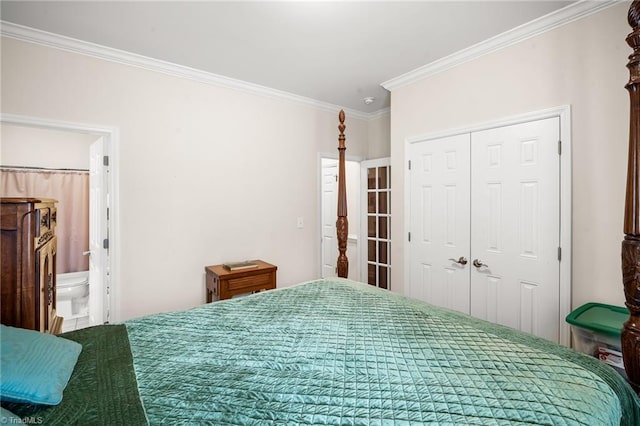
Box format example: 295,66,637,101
0,1,575,114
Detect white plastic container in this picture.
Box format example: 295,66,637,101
566,302,628,377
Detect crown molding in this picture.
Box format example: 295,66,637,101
367,107,390,120
0,20,386,121
382,0,618,91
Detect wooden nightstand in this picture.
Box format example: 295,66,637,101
205,260,277,302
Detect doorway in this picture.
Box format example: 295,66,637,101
0,114,117,326
320,157,361,281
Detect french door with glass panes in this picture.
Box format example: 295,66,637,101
361,159,391,289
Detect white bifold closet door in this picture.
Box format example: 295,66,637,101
408,117,560,343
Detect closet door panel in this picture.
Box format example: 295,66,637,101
408,134,471,314
470,117,560,342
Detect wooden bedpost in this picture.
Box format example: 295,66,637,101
336,110,349,278
622,0,640,391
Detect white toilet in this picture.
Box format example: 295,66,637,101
56,271,89,331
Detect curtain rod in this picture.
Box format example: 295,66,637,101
0,165,89,173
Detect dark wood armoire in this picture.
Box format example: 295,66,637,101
1,198,62,333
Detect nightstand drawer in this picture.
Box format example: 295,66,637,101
227,273,271,291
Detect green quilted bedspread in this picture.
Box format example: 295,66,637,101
125,278,640,425
1,324,147,425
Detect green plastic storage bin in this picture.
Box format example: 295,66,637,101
565,302,629,374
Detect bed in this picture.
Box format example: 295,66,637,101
2,278,639,425
3,4,640,425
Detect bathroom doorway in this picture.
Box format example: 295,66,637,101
0,114,117,329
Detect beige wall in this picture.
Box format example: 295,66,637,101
1,36,370,321
367,112,391,159
389,3,630,309
1,124,96,169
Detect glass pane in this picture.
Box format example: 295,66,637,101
368,264,376,286
379,241,388,264
388,218,391,239
368,168,376,190
368,192,376,213
368,216,376,237
378,191,387,214
378,167,387,189
378,266,388,289
368,239,376,262
388,243,391,263
378,216,388,239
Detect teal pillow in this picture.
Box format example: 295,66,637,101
0,325,82,405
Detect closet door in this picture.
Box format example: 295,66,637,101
470,117,560,342
408,134,471,313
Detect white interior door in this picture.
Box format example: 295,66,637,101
89,137,108,325
408,116,562,342
470,117,560,342
408,134,471,313
321,159,338,278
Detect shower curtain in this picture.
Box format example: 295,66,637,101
1,167,90,274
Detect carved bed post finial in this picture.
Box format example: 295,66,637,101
622,0,640,391
336,110,349,278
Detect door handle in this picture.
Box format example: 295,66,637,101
448,256,468,266
473,259,487,268
82,251,91,256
